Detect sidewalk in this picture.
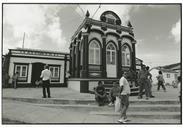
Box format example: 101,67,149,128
2,85,181,124
2,85,180,101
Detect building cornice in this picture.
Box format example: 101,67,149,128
71,18,133,41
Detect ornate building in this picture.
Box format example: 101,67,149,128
68,11,137,93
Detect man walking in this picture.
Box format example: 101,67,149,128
156,71,166,92
118,71,131,123
40,65,52,98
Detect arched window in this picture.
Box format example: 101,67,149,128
89,40,101,65
122,45,131,66
106,43,116,65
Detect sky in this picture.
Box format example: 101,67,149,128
3,4,181,68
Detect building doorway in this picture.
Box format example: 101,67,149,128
31,62,45,85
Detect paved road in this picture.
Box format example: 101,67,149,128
2,85,181,124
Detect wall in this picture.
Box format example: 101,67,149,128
150,69,178,85
68,80,81,91
9,56,65,84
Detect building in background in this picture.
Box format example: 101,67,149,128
3,48,69,88
150,63,181,86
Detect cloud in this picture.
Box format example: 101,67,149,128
170,19,180,43
3,4,68,54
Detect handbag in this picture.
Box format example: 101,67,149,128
115,96,121,112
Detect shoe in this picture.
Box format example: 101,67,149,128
117,118,125,123
48,96,51,98
123,118,128,122
150,95,155,98
108,102,114,106
146,97,149,100
42,96,46,98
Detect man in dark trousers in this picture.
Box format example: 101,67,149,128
138,65,151,100
12,72,19,89
40,65,52,98
146,66,155,98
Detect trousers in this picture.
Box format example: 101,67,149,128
42,80,51,98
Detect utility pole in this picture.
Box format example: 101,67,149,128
22,32,25,48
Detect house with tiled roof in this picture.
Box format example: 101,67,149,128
150,63,181,86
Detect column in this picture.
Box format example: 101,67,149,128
71,43,75,77
131,40,136,71
102,35,107,78
64,55,67,86
75,39,81,78
28,63,32,83
69,47,72,77
117,38,122,78
81,32,89,78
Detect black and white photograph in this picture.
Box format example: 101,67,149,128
1,1,182,125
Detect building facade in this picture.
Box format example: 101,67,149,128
4,48,69,87
150,63,181,86
68,11,137,92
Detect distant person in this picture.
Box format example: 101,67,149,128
118,71,131,123
94,81,107,106
146,66,155,98
138,65,151,100
12,72,19,89
177,76,181,103
156,71,166,92
126,67,136,81
108,81,120,106
40,65,52,98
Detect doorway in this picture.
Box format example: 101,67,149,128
31,62,45,85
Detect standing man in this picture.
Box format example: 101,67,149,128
138,65,151,100
12,72,18,89
146,66,155,98
40,65,52,98
118,71,131,123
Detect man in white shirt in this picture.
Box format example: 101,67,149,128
118,71,131,123
40,65,52,98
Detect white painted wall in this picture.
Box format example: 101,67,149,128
89,81,98,91
164,72,178,84
150,69,178,85
68,80,81,92
9,57,65,84
106,65,117,77
150,69,159,85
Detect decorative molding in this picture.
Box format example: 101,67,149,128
71,18,133,41
82,32,89,36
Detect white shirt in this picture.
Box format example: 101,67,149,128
40,69,52,81
119,76,131,95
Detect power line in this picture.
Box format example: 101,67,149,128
22,32,25,48
77,4,85,17
92,4,101,19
